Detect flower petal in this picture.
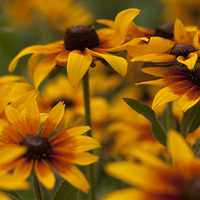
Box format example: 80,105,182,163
42,101,65,138
55,51,69,66
67,50,92,87
26,97,40,135
86,48,127,77
176,53,197,70
66,126,91,136
33,54,58,89
0,191,12,200
34,159,55,190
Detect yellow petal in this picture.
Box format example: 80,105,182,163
42,102,65,138
136,79,165,86
55,51,69,66
174,18,191,44
28,53,40,82
167,130,195,168
34,159,55,190
141,67,176,77
0,145,27,165
33,54,58,89
86,48,127,77
152,86,180,110
0,192,12,200
67,50,92,87
26,97,40,135
176,53,197,70
67,126,91,136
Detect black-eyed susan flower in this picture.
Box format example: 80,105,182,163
101,130,200,200
0,97,100,193
127,19,200,70
8,8,143,88
137,66,200,112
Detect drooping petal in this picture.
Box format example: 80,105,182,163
152,86,180,110
67,50,92,87
28,53,40,83
0,145,27,165
42,102,65,138
13,158,33,180
5,105,28,137
33,54,58,89
174,18,191,44
51,162,90,193
167,130,195,172
55,51,70,66
86,48,127,77
26,97,40,135
176,53,198,70
34,159,55,190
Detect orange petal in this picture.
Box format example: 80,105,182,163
34,159,55,190
67,50,92,87
42,101,65,138
176,53,197,70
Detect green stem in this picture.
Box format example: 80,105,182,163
33,173,43,200
82,70,96,200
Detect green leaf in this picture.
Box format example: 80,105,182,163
53,181,78,200
2,190,24,200
123,98,166,146
181,103,200,137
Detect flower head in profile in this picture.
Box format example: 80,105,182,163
0,97,100,193
127,19,200,70
8,8,143,88
137,66,200,112
102,130,200,200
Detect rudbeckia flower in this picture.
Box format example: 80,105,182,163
137,66,200,112
127,19,200,70
8,8,143,88
101,130,200,200
0,97,100,193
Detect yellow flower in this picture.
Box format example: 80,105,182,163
127,19,200,70
8,8,143,88
137,66,200,112
0,97,100,193
102,130,200,200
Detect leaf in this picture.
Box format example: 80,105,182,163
123,98,166,146
181,103,200,137
53,180,78,200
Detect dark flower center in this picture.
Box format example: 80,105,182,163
155,23,174,39
170,44,197,58
190,68,200,85
64,25,100,51
51,97,74,109
183,178,200,200
20,135,52,159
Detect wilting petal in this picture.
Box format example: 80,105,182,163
26,97,40,135
177,53,197,70
55,51,69,66
33,54,58,89
13,158,33,180
52,162,90,193
0,145,27,164
174,18,191,44
101,188,146,200
42,102,65,138
152,86,180,110
167,130,195,173
5,105,28,137
86,48,127,77
67,50,92,87
34,159,55,190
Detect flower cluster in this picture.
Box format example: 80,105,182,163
1,1,200,200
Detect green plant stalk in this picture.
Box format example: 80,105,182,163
32,173,43,200
82,70,96,200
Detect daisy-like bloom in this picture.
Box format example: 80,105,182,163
101,130,200,200
8,8,144,88
136,66,200,112
127,18,200,70
0,97,100,193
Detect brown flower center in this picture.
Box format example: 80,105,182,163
51,97,74,109
155,23,174,39
170,44,197,58
190,68,200,85
21,135,52,159
64,25,100,51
